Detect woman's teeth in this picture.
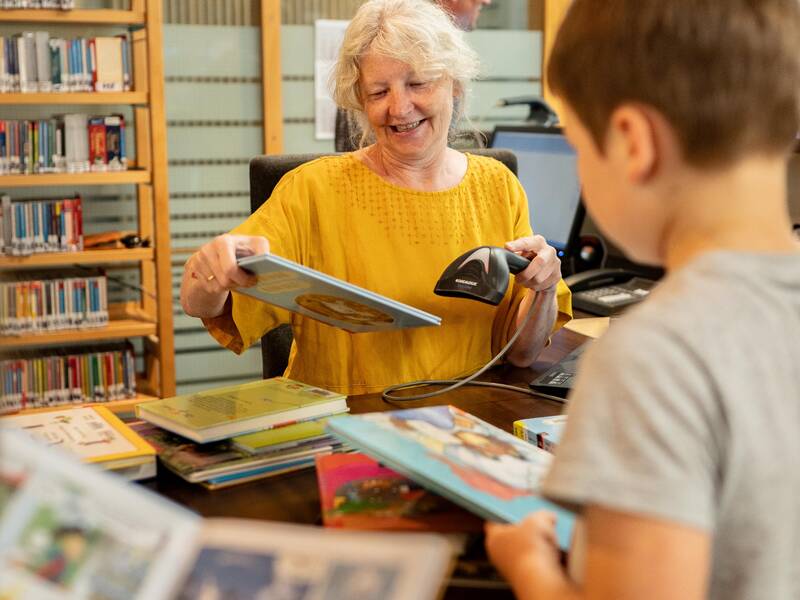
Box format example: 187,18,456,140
393,120,423,132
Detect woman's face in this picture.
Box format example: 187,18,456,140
359,51,454,162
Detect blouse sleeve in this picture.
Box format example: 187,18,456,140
202,169,312,354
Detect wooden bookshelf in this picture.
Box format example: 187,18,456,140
2,0,176,413
2,394,158,416
0,91,148,105
0,9,145,25
0,170,150,187
0,318,156,349
0,248,153,269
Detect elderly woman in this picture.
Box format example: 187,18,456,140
180,0,571,395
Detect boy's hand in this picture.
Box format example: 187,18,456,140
485,512,563,587
505,236,562,292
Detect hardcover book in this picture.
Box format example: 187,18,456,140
513,415,566,452
0,428,452,600
327,405,575,549
317,452,483,532
236,253,441,333
135,377,348,443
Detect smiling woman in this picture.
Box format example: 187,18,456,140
179,0,573,396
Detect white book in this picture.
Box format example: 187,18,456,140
34,31,51,92
92,37,124,92
63,113,89,172
19,33,37,93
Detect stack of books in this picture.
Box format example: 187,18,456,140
134,377,349,489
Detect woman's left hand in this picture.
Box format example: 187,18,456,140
505,235,562,292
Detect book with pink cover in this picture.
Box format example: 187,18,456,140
316,452,482,532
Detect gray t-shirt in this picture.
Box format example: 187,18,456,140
542,251,800,600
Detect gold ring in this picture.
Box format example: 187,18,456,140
207,274,215,281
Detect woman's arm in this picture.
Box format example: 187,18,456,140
505,235,562,367
180,234,270,318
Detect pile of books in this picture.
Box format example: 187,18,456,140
133,377,350,489
1,342,137,413
0,271,108,335
0,114,127,175
0,195,83,256
0,33,131,93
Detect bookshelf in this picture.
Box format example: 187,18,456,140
0,0,175,412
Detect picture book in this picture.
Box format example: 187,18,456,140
135,377,348,443
327,405,575,549
2,406,155,480
317,452,483,532
231,414,340,454
236,253,442,333
0,427,456,600
513,415,566,453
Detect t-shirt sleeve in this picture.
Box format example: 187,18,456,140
542,320,722,531
202,170,311,354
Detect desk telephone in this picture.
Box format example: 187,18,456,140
565,268,656,316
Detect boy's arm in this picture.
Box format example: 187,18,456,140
486,506,711,600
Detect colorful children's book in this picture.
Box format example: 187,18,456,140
327,405,575,549
236,253,442,333
513,415,566,453
232,415,340,454
0,428,453,600
317,452,483,532
2,405,155,480
135,377,348,443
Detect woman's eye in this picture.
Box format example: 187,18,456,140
410,81,427,88
369,90,387,99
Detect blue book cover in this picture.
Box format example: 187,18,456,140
513,415,567,453
236,253,441,333
327,405,574,549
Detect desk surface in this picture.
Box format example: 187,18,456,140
142,327,588,599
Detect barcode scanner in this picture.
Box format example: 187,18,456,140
433,246,531,305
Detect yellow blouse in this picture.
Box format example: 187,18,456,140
204,153,572,395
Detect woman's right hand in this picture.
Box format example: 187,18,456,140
180,234,270,318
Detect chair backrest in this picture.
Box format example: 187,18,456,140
249,148,519,378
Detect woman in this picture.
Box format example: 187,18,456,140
180,0,572,395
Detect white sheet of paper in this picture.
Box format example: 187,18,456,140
314,19,349,140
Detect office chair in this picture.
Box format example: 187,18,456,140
249,148,519,379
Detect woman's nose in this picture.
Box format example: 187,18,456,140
388,88,412,117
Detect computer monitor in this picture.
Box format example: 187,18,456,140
489,125,585,258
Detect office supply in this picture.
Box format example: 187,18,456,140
0,428,452,600
316,452,483,532
513,415,566,452
565,269,655,316
236,252,442,333
489,125,585,259
528,342,588,399
136,377,348,443
327,404,574,549
2,405,155,480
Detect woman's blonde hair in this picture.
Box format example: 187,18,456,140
331,0,480,147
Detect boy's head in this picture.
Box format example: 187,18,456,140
548,0,800,263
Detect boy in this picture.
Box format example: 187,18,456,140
485,1,800,599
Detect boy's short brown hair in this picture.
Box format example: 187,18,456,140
548,0,800,167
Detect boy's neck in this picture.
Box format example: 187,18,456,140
660,156,798,271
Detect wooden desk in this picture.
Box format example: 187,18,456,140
143,327,588,598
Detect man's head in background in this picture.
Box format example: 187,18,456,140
438,0,492,31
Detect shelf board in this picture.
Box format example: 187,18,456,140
0,9,145,24
0,92,147,105
0,170,149,187
1,394,159,416
0,318,156,349
0,247,153,269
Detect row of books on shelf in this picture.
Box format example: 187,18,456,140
0,194,84,256
0,272,109,335
0,114,127,175
0,0,74,8
0,33,131,94
1,342,136,413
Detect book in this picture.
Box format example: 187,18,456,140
317,452,484,532
231,414,340,453
0,428,453,600
236,253,442,333
513,415,566,452
136,377,349,443
1,405,155,481
327,405,575,549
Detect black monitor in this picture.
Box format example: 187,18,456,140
489,125,585,259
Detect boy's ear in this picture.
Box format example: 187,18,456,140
607,105,659,183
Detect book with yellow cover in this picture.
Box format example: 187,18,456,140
231,415,342,454
136,377,349,443
2,405,155,480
